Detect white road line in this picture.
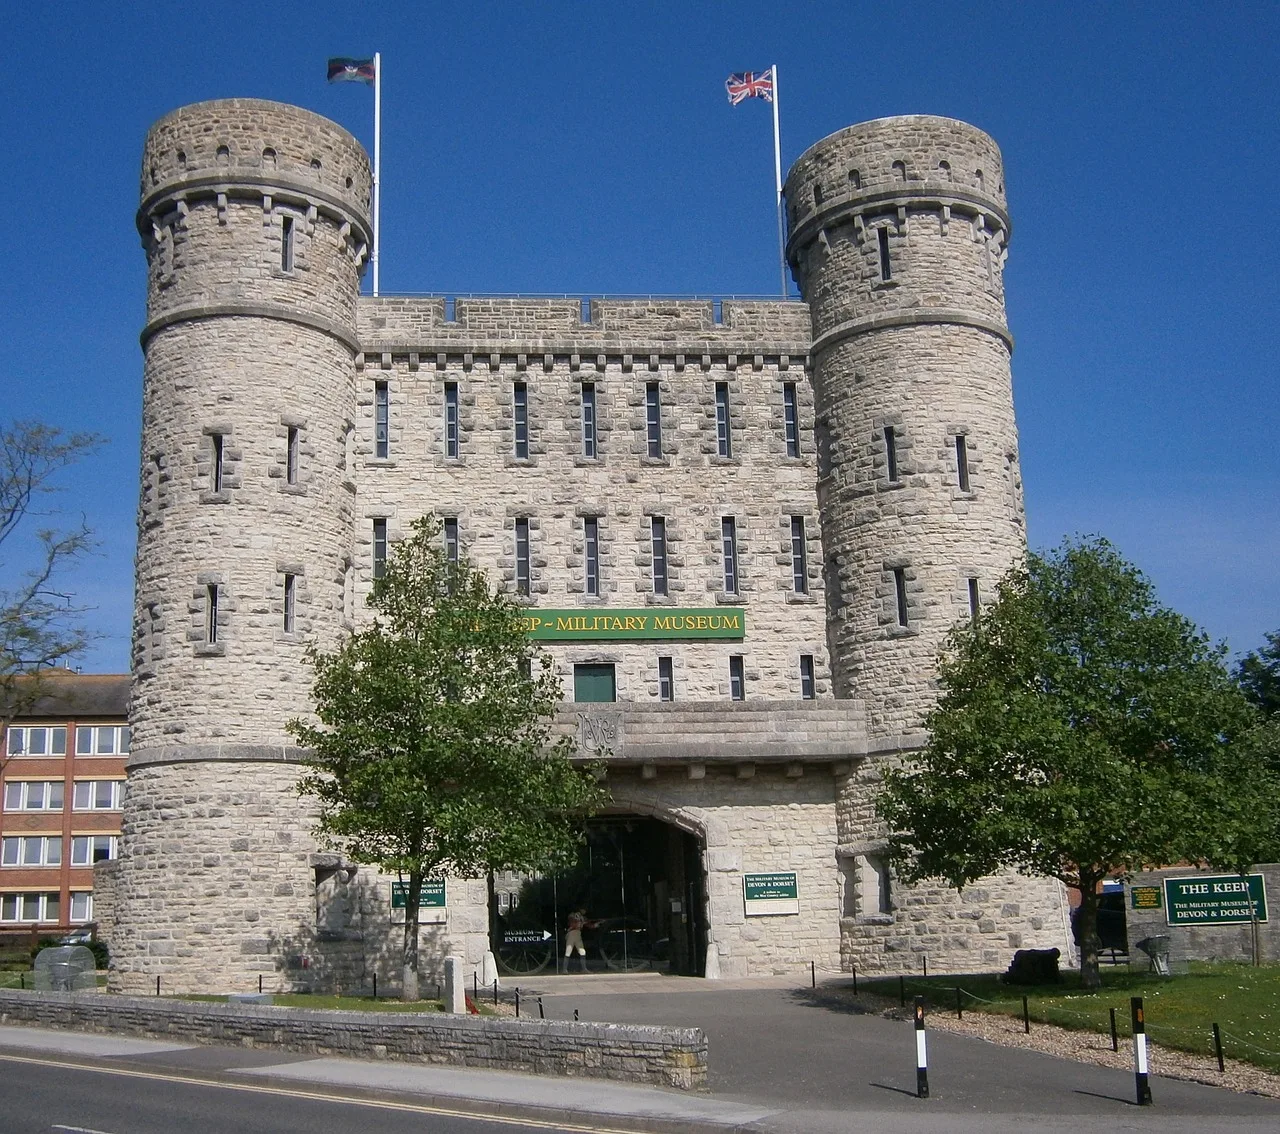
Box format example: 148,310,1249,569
52,1126,121,1134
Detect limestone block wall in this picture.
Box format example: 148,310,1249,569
352,298,829,702
785,115,1023,741
614,769,842,977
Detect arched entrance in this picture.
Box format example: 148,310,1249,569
490,813,706,977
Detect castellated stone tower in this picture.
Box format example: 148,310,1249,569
785,116,1023,741
112,100,372,992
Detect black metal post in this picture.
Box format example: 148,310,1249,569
899,975,905,1007
473,972,477,1000
515,988,520,1018
955,986,962,1020
574,1008,579,1021
156,975,161,997
914,996,929,1099
852,965,857,995
538,996,545,1019
1131,996,1152,1105
1213,1023,1224,1072
1109,1006,1118,1052
493,978,498,1006
1023,995,1030,1034
372,973,377,999
811,960,816,988
922,956,928,979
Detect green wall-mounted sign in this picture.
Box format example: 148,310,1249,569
390,880,447,909
1163,874,1267,925
521,607,745,641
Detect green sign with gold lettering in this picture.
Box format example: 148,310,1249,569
520,608,745,641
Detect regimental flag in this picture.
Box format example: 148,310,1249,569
726,70,773,105
327,57,377,84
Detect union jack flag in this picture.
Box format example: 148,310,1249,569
726,70,773,105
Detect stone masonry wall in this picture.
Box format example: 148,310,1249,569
0,990,707,1089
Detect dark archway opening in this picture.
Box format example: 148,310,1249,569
489,815,705,977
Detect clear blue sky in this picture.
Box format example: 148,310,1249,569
2,1,1276,674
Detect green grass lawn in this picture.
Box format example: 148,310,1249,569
862,963,1280,1073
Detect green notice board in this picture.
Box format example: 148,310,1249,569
1130,886,1162,910
520,608,745,641
1163,874,1267,926
743,871,800,916
390,880,446,909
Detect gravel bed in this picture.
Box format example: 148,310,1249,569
820,987,1280,1098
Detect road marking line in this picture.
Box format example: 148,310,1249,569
52,1126,120,1134
0,1053,644,1133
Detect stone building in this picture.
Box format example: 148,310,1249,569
99,98,1073,993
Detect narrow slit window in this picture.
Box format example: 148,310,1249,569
968,577,980,621
444,382,459,459
286,426,299,485
211,434,224,493
712,298,723,325
645,383,662,458
715,382,732,457
581,383,597,459
884,425,899,482
372,518,387,579
205,583,219,644
580,296,592,324
790,516,808,594
800,654,816,700
955,434,971,492
877,226,892,281
893,567,909,627
374,382,389,459
281,214,295,272
651,516,668,595
658,656,674,702
444,296,457,322
783,382,800,458
283,573,296,633
729,655,745,701
443,518,459,564
584,516,600,596
513,382,529,459
515,518,531,595
721,516,738,594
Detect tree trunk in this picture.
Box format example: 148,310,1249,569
401,871,421,1002
1077,876,1102,990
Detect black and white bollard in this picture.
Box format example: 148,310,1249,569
1131,996,1152,1105
914,996,929,1099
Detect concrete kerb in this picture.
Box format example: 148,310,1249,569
0,988,707,1090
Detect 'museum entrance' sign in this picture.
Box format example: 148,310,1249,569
1163,874,1268,926
522,608,745,641
743,871,800,917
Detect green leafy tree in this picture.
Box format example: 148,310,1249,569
288,517,607,999
1,421,101,733
1235,631,1280,718
877,536,1276,989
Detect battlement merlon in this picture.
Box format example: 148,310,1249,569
356,296,813,361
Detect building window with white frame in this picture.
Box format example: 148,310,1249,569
444,382,460,459
583,516,600,597
281,214,295,272
783,382,800,458
513,382,529,459
800,654,816,700
72,780,124,811
372,518,388,579
283,573,297,633
70,835,118,866
715,382,732,457
0,893,61,923
645,383,662,457
69,892,93,922
650,516,668,596
75,725,130,756
721,517,738,595
1,836,62,867
515,518,531,595
4,781,64,811
205,583,219,643
729,655,745,701
581,383,597,459
6,726,67,757
790,516,809,594
443,517,459,565
286,426,299,485
658,656,674,702
374,381,390,459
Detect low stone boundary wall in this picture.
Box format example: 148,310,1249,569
0,989,706,1090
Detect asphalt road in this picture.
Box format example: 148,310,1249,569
0,1050,622,1134
536,985,1280,1132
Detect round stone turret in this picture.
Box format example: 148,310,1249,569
785,116,1025,741
113,100,372,993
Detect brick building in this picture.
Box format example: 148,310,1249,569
1,673,128,938
97,100,1074,993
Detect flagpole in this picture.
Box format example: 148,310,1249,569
371,49,378,296
771,65,786,297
